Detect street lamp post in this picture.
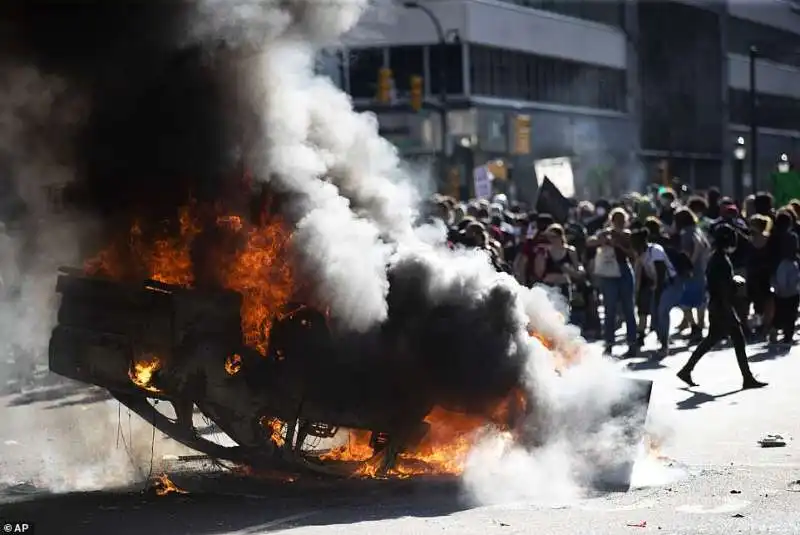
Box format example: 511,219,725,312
778,153,790,173
733,136,747,203
403,1,449,189
748,45,758,195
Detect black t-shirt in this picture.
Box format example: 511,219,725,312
706,249,736,306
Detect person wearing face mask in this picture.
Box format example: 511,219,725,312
657,188,677,228
532,223,584,305
676,224,767,389
587,207,638,356
585,199,611,236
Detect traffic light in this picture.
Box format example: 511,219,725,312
377,67,393,104
410,75,423,111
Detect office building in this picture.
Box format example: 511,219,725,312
330,0,800,202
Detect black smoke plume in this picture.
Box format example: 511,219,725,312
1,1,248,240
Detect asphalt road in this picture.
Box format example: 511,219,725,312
2,330,800,535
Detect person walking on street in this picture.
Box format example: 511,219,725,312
631,228,684,358
677,224,767,389
770,233,800,346
587,208,638,357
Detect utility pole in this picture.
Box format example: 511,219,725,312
403,1,449,189
748,45,758,195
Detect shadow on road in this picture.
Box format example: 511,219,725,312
747,345,791,363
0,475,470,535
5,381,89,407
675,387,743,411
625,351,668,371
44,388,112,410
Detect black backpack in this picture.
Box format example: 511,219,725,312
664,246,694,278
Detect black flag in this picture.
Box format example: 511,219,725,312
535,177,571,224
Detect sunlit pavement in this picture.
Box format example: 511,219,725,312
2,326,800,534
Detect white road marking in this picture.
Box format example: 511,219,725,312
577,498,658,512
231,511,320,533
676,499,751,514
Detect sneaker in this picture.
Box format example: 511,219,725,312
743,378,768,389
768,330,778,344
677,368,697,387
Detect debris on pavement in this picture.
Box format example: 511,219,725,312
626,521,647,528
729,489,741,494
732,513,745,518
758,435,786,448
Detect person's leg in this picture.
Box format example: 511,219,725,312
785,294,800,343
618,266,638,350
678,317,726,386
683,276,704,341
772,296,787,337
763,287,776,342
600,277,619,352
774,295,799,343
729,315,767,388
656,279,685,351
697,303,707,331
585,285,601,336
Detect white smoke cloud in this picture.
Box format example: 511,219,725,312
0,63,159,493
199,0,657,503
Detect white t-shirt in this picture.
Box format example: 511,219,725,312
642,243,676,280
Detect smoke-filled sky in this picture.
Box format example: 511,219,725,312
1,1,248,228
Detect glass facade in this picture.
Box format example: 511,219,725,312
499,0,624,28
348,44,464,99
728,17,800,67
638,1,724,154
469,44,626,111
729,89,800,131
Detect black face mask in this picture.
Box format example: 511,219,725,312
461,235,479,247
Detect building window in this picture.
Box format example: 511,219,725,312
347,47,384,99
499,0,624,28
638,1,724,153
429,44,464,95
729,89,800,131
388,46,424,93
469,45,626,111
728,18,800,68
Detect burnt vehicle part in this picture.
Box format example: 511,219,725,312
48,268,653,484
48,269,439,476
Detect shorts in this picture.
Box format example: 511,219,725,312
637,283,653,315
679,277,707,308
746,275,772,315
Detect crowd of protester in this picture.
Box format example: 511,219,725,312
425,185,800,370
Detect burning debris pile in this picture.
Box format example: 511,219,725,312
4,0,653,493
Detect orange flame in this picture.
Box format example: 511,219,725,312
225,353,242,376
86,202,294,355
260,416,286,448
129,357,162,393
152,474,188,496
321,389,527,478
